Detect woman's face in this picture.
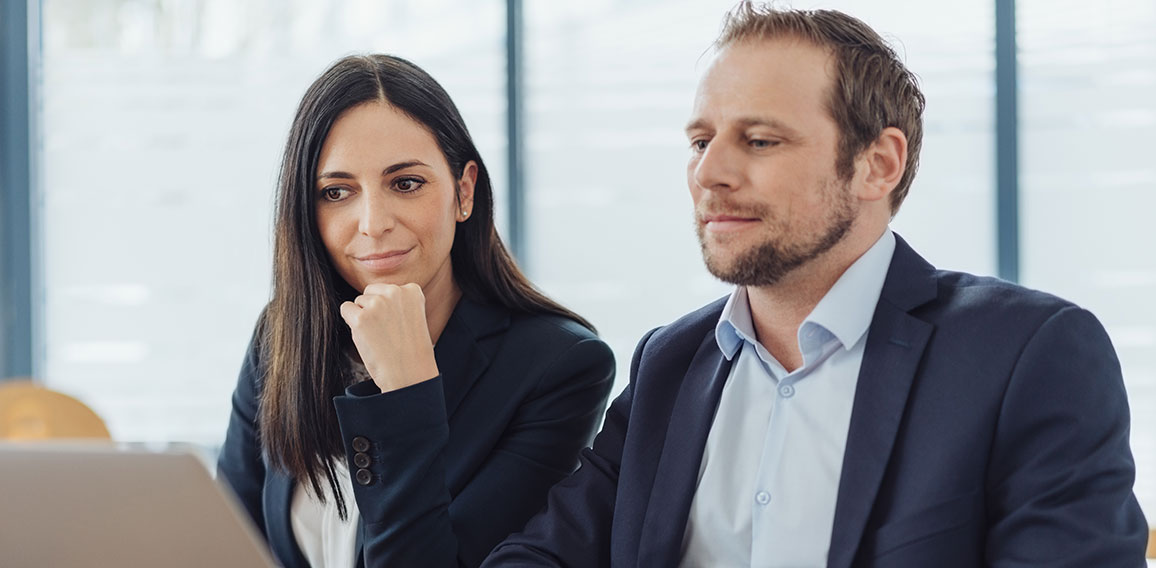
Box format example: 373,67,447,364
314,101,476,295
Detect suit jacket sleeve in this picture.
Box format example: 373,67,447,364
985,306,1148,566
216,329,268,535
334,336,615,568
483,327,660,567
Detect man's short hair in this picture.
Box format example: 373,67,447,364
716,2,926,215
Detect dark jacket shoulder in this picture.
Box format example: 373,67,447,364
922,269,1086,339
641,297,728,356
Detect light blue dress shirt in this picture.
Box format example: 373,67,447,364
679,230,896,568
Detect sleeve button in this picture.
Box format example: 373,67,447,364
355,468,373,486
353,452,371,469
351,436,370,453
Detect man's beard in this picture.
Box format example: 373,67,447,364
696,179,856,287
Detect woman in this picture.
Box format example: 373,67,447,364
217,54,615,568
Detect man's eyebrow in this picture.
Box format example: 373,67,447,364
317,160,432,182
735,117,801,137
685,118,710,134
684,117,801,137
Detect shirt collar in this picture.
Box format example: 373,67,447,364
714,229,896,358
807,229,895,350
715,286,755,360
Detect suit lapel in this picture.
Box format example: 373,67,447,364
827,235,937,568
638,332,734,567
433,297,509,419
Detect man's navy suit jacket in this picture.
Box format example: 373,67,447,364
486,235,1148,567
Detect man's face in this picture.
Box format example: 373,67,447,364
686,38,858,287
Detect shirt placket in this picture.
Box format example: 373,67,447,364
749,346,801,566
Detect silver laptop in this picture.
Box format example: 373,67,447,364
0,443,278,568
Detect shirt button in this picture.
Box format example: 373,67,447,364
355,468,373,486
352,436,370,453
755,491,771,505
779,384,795,398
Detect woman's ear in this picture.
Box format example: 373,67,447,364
456,161,478,222
855,126,907,203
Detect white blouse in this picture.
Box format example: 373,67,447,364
290,356,373,567
290,460,361,568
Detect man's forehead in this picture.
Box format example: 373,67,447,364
702,37,834,85
688,38,835,127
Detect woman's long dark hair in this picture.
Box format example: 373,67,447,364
259,54,592,513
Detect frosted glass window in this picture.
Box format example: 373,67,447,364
1019,0,1156,517
39,0,505,446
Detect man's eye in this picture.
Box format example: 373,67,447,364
690,139,709,151
749,139,777,149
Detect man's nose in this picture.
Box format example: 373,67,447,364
692,140,742,193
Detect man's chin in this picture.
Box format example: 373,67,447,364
700,238,746,259
701,244,804,287
701,254,745,285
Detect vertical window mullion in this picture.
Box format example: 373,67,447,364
0,0,38,380
506,0,526,266
995,0,1020,282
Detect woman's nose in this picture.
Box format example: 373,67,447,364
358,191,395,236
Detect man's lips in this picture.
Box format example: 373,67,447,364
353,248,413,271
701,214,760,233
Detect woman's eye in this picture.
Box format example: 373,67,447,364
321,187,349,201
395,177,425,192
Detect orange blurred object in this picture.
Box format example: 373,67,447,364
0,380,111,440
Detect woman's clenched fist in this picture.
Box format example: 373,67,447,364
339,282,440,393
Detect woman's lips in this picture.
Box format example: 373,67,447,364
353,248,413,272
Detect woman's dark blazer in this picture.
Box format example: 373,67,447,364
217,297,616,568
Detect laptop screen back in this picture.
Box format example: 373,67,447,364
0,444,277,568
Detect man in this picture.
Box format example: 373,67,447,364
485,3,1148,567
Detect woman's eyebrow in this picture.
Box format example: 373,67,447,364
317,170,354,181
383,160,431,175
316,160,432,182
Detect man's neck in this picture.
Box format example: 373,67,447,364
746,227,886,372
